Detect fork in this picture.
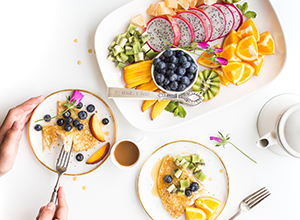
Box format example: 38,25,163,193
228,187,271,220
50,142,73,203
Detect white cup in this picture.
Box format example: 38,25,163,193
110,137,146,170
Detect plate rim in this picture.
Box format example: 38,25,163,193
137,140,230,220
28,88,118,176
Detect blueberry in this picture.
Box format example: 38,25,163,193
102,118,109,125
186,55,192,62
178,84,187,91
164,85,171,91
176,50,185,57
188,63,198,74
179,56,188,64
73,119,80,127
164,175,173,183
34,124,42,131
168,63,176,70
181,76,191,85
163,78,170,85
169,73,178,82
78,111,87,120
177,75,183,81
170,81,179,91
153,58,161,66
186,73,194,80
156,61,167,70
169,56,178,64
44,114,51,122
155,74,165,84
63,110,71,118
66,117,73,124
164,58,170,63
86,104,95,113
190,182,199,192
181,61,191,69
176,67,186,76
76,153,84,162
166,69,174,76
57,118,64,126
159,55,165,61
77,123,84,131
76,102,83,109
185,189,192,197
164,49,174,57
64,124,72,132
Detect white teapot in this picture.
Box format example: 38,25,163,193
256,94,300,158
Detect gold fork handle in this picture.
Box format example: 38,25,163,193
50,173,63,204
228,209,244,220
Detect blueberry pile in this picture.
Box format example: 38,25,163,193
57,110,86,132
153,49,198,92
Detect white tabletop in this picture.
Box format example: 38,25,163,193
0,0,299,220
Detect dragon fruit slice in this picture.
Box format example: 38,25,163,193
177,11,208,42
188,8,213,41
145,16,181,52
213,3,235,38
197,4,226,41
173,16,195,47
224,3,243,31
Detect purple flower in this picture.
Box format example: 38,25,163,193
211,48,223,53
197,42,209,50
216,57,228,66
210,136,222,142
70,90,84,105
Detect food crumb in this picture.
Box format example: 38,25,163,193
82,185,87,190
88,49,93,53
209,177,213,181
219,169,224,173
74,39,78,43
73,177,77,181
77,60,81,65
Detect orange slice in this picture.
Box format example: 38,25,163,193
222,62,245,84
236,63,255,85
198,44,221,68
257,31,276,55
237,18,260,42
130,14,146,28
245,53,265,76
213,68,230,86
223,30,240,48
221,44,241,62
186,207,207,220
195,197,221,220
236,35,258,61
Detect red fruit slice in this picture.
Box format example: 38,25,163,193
224,3,243,31
173,15,195,47
89,114,105,142
188,8,213,41
213,3,235,38
86,142,110,164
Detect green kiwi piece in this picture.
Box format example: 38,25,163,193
192,69,221,101
180,179,190,189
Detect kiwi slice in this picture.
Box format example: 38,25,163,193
180,179,190,189
192,69,221,101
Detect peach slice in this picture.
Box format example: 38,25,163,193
151,100,170,120
89,114,105,142
86,142,110,164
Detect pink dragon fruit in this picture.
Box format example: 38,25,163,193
214,3,235,38
224,3,243,30
145,16,181,52
172,16,195,47
177,11,208,42
198,4,226,41
188,8,213,41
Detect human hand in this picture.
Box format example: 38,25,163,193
0,95,44,176
36,187,69,220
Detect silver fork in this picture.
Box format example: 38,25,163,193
50,142,73,203
228,187,271,220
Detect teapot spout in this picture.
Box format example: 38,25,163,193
256,132,277,149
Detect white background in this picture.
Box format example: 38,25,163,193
0,0,299,220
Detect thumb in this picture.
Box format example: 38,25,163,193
38,202,56,220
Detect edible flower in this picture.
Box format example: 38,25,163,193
211,47,223,54
197,42,209,50
35,90,84,123
210,131,257,164
215,57,228,65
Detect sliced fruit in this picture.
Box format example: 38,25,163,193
195,197,221,220
177,0,189,10
192,69,221,101
89,114,105,142
236,63,255,85
222,61,245,84
188,0,198,7
236,35,258,61
146,4,158,17
156,2,173,16
198,44,221,68
223,30,240,48
237,18,260,41
257,31,276,55
124,60,153,88
86,142,110,164
245,53,265,76
142,100,157,112
186,207,207,220
136,79,159,91
151,100,170,120
165,0,178,9
213,67,230,86
130,14,146,28
221,44,241,62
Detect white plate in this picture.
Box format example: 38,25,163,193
137,140,229,220
28,89,117,176
95,0,286,131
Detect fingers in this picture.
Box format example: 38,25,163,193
56,187,69,219
37,202,56,220
36,206,45,220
